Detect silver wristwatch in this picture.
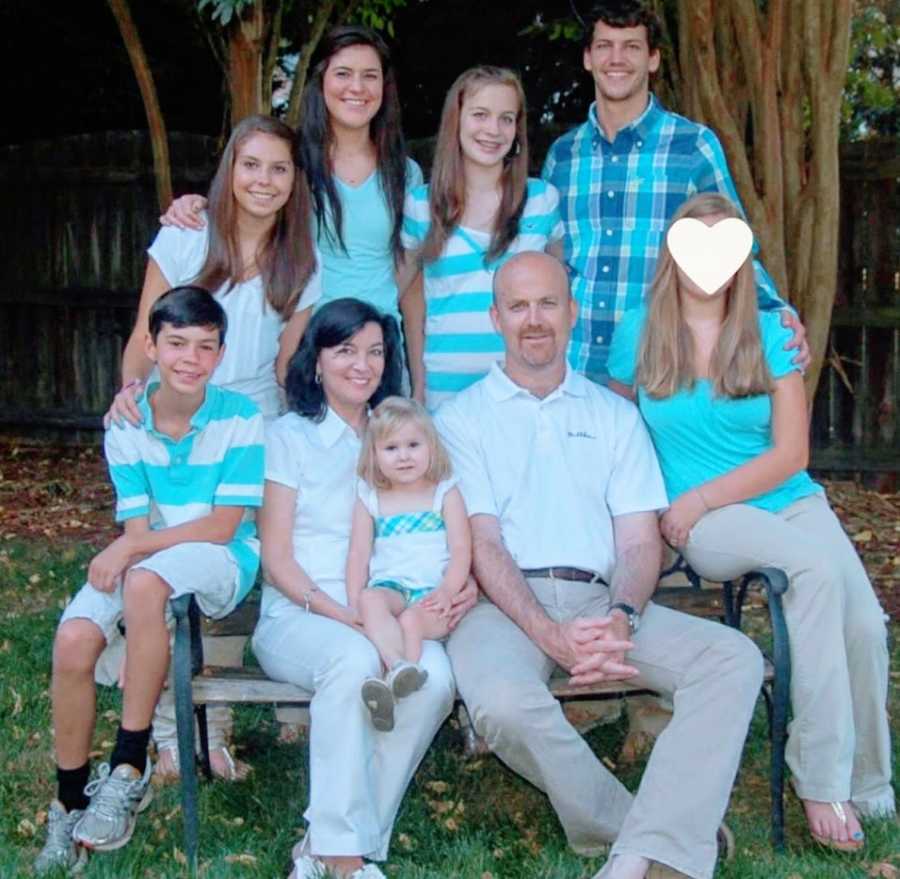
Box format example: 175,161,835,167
609,602,641,634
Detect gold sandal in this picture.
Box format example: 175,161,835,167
153,744,252,783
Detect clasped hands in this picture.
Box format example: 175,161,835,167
549,614,637,686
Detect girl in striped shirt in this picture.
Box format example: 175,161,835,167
400,66,565,409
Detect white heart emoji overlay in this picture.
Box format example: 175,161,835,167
666,217,754,295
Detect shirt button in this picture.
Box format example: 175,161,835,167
599,301,606,308
602,265,610,273
607,190,615,198
596,335,605,344
606,229,613,236
611,155,619,163
636,140,643,147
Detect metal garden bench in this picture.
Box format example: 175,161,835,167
169,559,790,869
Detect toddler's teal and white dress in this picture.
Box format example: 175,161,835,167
359,478,456,606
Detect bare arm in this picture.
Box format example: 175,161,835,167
345,498,374,610
419,487,472,617
568,511,661,683
87,506,246,591
259,480,359,625
105,259,171,428
608,511,663,612
661,372,809,546
276,307,312,386
399,269,426,403
160,194,208,230
437,487,472,597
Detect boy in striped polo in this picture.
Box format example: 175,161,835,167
36,286,265,874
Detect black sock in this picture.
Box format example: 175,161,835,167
57,763,91,813
109,726,151,776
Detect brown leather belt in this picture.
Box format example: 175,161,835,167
521,566,607,584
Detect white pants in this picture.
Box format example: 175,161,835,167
683,492,893,815
252,604,454,860
447,577,764,879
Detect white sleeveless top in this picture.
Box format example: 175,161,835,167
359,477,457,593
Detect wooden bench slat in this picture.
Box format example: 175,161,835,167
191,660,774,706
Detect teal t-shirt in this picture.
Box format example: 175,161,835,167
607,307,821,513
316,158,423,322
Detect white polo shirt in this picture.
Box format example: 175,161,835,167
262,407,360,609
434,364,667,582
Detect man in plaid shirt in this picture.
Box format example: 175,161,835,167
542,0,808,384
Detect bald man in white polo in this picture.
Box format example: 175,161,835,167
434,251,764,879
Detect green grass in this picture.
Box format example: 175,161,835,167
1,538,897,878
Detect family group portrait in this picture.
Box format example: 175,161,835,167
0,0,898,877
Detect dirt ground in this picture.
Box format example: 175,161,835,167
1,436,898,617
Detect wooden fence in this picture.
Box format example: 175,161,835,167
1,132,898,470
0,132,218,438
811,140,899,471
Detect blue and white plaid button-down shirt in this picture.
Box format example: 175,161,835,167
542,95,785,383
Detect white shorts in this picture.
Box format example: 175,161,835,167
60,542,240,684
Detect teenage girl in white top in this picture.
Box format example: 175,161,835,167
346,397,470,732
105,114,318,781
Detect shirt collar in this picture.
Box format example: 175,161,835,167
139,382,215,435
484,362,589,403
316,405,359,448
587,93,661,147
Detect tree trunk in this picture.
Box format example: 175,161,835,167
675,0,853,398
106,0,172,211
227,1,268,124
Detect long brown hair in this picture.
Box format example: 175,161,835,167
638,193,773,399
196,114,316,320
298,26,410,263
421,66,529,265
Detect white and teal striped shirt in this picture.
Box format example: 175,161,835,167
104,383,265,602
402,177,564,410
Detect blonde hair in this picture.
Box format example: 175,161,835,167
421,66,529,265
637,193,774,399
358,396,452,490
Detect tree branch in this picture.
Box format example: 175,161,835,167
285,0,338,129
106,0,172,211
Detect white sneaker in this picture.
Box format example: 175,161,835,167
34,800,88,875
361,677,395,732
386,660,428,698
72,761,153,851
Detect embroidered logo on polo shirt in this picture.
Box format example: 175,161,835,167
567,430,596,440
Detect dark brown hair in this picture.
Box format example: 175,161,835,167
196,114,316,321
584,1,663,52
298,26,410,263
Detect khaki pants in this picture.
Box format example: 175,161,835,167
683,492,893,815
447,576,763,879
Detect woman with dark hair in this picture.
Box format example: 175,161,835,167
162,26,420,338
400,66,564,408
253,298,472,879
102,114,320,782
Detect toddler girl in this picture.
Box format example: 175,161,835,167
347,397,471,731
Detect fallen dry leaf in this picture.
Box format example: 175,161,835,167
225,853,258,865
